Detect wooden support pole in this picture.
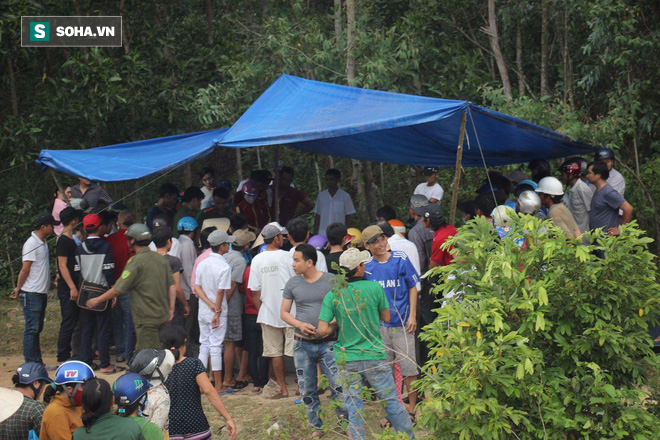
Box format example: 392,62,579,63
50,169,71,207
449,111,467,225
274,145,280,223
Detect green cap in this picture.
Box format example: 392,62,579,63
126,224,152,241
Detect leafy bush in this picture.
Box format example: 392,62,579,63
416,214,660,439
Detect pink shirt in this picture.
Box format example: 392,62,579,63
190,248,213,296
52,198,68,236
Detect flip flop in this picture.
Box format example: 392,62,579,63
294,398,303,405
232,380,249,390
102,365,126,375
218,387,235,396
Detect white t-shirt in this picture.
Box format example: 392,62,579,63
248,249,288,327
195,253,232,321
414,182,444,203
279,247,327,287
148,237,180,258
313,189,356,237
201,186,213,209
388,234,422,290
21,232,50,293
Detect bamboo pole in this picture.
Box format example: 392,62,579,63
274,145,280,223
449,111,467,225
50,169,71,207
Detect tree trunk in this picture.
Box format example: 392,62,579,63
256,147,262,168
334,0,342,42
206,0,213,45
516,20,525,97
563,1,574,109
184,164,192,188
484,0,512,99
540,0,550,97
236,149,243,182
120,0,129,54
7,56,18,116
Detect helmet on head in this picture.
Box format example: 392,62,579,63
13,362,52,385
594,147,614,162
258,243,268,253
177,216,198,232
388,219,406,235
54,361,94,385
112,373,151,407
491,205,515,227
152,214,171,229
347,228,362,248
518,191,541,214
129,349,168,383
535,177,564,196
560,160,581,178
242,181,259,196
126,224,152,241
308,235,328,251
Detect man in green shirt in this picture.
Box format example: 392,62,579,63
173,186,204,238
317,248,414,440
87,224,176,351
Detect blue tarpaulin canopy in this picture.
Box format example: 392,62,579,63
37,74,594,181
37,129,228,182
218,74,593,166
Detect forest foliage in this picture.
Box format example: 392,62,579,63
1,0,659,281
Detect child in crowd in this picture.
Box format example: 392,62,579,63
160,323,237,440
113,373,164,440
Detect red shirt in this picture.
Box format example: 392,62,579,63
105,228,134,280
235,198,270,231
270,185,306,227
241,266,258,315
430,225,458,266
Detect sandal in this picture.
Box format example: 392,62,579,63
229,380,248,390
116,357,126,363
101,365,126,375
218,387,235,396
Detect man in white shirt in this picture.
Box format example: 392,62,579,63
194,229,234,394
313,168,356,237
414,166,444,204
247,222,291,398
11,213,59,365
280,218,327,285
560,160,592,234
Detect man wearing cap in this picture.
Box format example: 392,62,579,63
536,177,581,239
75,213,118,373
194,230,234,393
407,195,434,277
414,166,444,204
177,216,201,356
594,147,625,196
11,213,60,364
317,248,414,440
55,207,83,364
70,178,113,213
247,222,291,398
0,362,52,438
87,224,176,351
221,229,252,390
362,224,420,416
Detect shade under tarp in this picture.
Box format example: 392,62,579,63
37,129,228,182
218,74,594,166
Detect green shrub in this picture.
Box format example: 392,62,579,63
416,214,660,439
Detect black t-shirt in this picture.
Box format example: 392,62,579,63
165,357,209,435
326,251,343,274
164,254,183,274
56,234,79,285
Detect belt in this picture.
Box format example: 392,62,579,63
294,334,337,344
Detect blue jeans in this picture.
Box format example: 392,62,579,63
111,293,134,359
341,360,414,440
293,339,348,429
20,291,48,363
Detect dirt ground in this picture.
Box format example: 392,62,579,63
0,298,417,439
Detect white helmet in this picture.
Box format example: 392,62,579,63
491,205,515,227
518,190,541,214
535,176,564,196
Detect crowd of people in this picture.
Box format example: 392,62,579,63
1,147,631,439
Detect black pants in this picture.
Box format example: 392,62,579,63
57,284,81,362
417,278,438,369
81,306,112,368
243,314,269,388
184,297,200,357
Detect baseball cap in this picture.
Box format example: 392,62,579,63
423,166,439,175
339,248,372,270
126,223,152,241
208,230,236,246
59,207,81,225
362,225,385,245
422,204,443,219
261,222,288,240
409,194,429,215
83,213,102,230
34,213,61,228
233,229,256,247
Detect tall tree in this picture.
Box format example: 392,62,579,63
483,0,513,99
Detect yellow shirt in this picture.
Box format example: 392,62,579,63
40,392,83,440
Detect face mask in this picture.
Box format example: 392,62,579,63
73,386,83,407
244,194,257,204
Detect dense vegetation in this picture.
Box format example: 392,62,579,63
1,0,659,288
